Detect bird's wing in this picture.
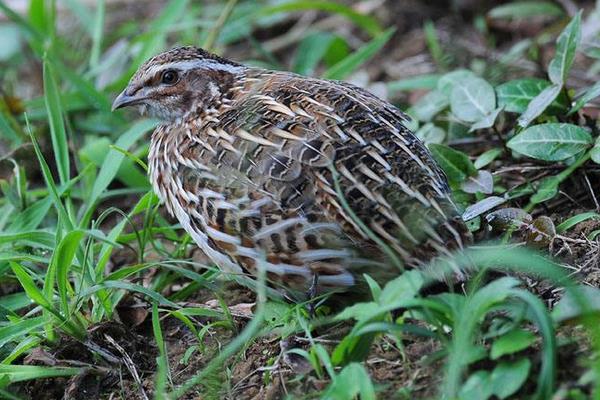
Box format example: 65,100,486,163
216,72,466,262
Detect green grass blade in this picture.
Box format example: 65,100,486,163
85,119,157,213
26,116,74,231
509,289,556,399
153,302,171,396
9,262,53,311
88,0,105,69
79,281,179,308
62,0,93,36
0,317,45,349
0,230,55,249
0,364,80,383
45,230,85,316
0,111,22,144
323,28,395,80
0,0,43,41
43,55,70,185
259,1,382,37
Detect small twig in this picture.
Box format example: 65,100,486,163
104,334,149,400
584,172,600,211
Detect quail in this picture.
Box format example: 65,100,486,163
112,46,469,300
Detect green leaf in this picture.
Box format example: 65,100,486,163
517,84,562,128
592,141,600,164
259,1,382,37
556,212,600,233
43,56,70,184
62,0,94,36
470,107,502,132
474,148,502,169
552,285,600,322
490,358,531,399
438,69,477,97
7,197,52,232
87,119,157,207
530,176,560,204
410,90,448,122
491,330,536,359
496,78,567,114
569,81,600,115
507,123,592,161
323,28,395,80
459,371,492,400
47,230,85,316
443,277,521,398
80,137,148,189
424,20,446,69
415,123,445,144
0,317,45,349
429,144,477,185
462,196,506,221
460,170,493,194
0,111,21,144
379,270,424,305
323,363,376,400
88,0,105,69
9,262,52,310
27,121,74,231
292,32,336,76
450,77,496,123
508,289,556,399
387,74,440,93
488,2,563,20
548,11,581,86
0,365,80,383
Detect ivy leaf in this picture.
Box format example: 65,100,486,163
507,123,592,161
415,123,445,144
470,107,502,132
410,90,448,122
491,330,536,359
474,148,502,169
496,78,567,114
461,170,493,194
552,285,600,322
450,77,496,123
548,11,582,86
459,371,493,400
517,84,562,128
490,359,531,399
569,81,600,115
592,139,600,164
429,144,477,186
530,176,560,204
438,69,477,96
462,196,506,221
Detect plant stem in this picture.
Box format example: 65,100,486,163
203,0,238,51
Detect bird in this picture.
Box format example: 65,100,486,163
112,46,469,301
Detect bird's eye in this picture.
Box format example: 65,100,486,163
161,70,179,85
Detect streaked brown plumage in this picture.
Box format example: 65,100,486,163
113,46,469,300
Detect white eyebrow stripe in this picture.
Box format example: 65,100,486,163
144,59,245,78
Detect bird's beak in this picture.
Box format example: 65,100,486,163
111,88,146,111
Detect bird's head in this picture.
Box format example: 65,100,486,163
112,46,245,121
